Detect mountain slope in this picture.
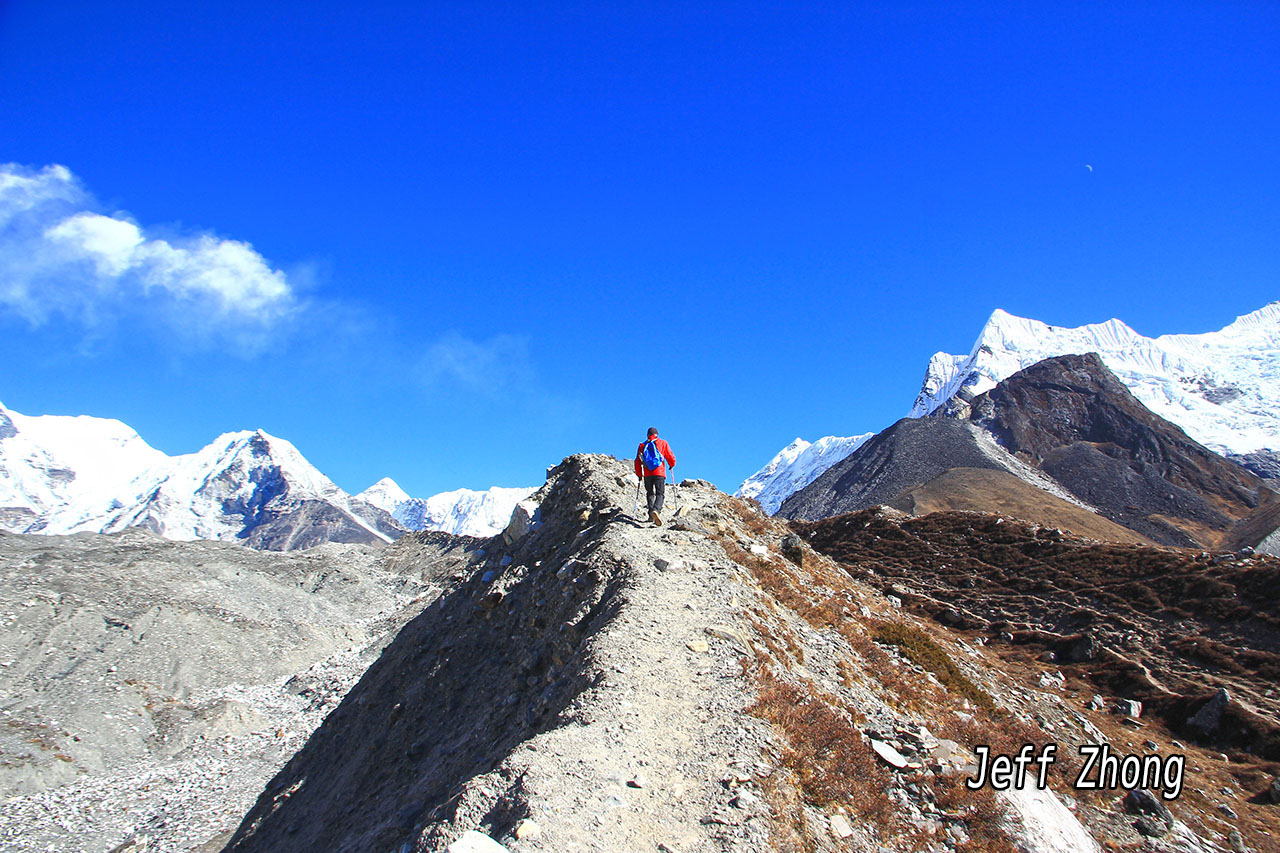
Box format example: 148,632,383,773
968,352,1268,546
775,415,1075,523
885,468,1153,545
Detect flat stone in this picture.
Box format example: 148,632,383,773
829,813,855,839
686,640,710,653
514,819,541,840
749,543,768,556
871,739,910,769
704,624,749,649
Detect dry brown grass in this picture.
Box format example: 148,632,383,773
934,775,1017,853
873,620,995,711
747,665,891,820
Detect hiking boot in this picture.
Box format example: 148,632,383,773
649,510,662,526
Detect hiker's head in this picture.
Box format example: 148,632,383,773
647,427,658,437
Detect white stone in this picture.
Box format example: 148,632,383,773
870,739,910,769
446,830,508,853
829,812,855,838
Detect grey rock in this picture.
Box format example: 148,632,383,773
1188,687,1231,736
1270,776,1280,804
1123,788,1173,827
1134,815,1169,838
1113,699,1142,718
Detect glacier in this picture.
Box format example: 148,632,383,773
741,300,1280,511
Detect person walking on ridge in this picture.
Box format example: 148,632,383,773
635,427,676,526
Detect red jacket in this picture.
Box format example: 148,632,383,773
635,436,676,478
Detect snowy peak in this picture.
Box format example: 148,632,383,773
355,477,412,515
735,433,873,514
392,486,537,538
744,300,1280,513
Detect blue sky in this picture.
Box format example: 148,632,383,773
2,2,1277,497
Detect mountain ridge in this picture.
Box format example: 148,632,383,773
0,400,530,548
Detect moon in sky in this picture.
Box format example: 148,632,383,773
1085,164,1093,172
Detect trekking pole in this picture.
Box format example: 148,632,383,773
633,471,641,518
669,465,678,514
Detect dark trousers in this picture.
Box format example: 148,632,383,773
644,475,666,513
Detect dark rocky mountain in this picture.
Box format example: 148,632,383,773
780,353,1277,549
968,352,1268,547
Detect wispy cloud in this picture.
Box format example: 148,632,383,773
0,163,297,348
419,331,536,396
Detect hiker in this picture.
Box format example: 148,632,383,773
635,427,676,525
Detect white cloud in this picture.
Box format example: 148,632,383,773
0,162,297,344
420,332,535,395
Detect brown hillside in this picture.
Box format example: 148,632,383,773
793,508,1280,762
887,467,1153,545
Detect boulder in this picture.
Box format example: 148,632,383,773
501,500,540,545
1187,688,1231,737
779,534,804,566
1123,788,1173,827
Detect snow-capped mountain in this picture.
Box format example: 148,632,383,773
910,301,1280,460
741,301,1280,511
384,486,538,538
355,477,412,515
353,478,535,538
0,399,525,548
0,399,399,549
735,435,872,514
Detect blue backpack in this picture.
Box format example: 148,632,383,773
641,439,663,472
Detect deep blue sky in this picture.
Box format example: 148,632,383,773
2,2,1277,496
